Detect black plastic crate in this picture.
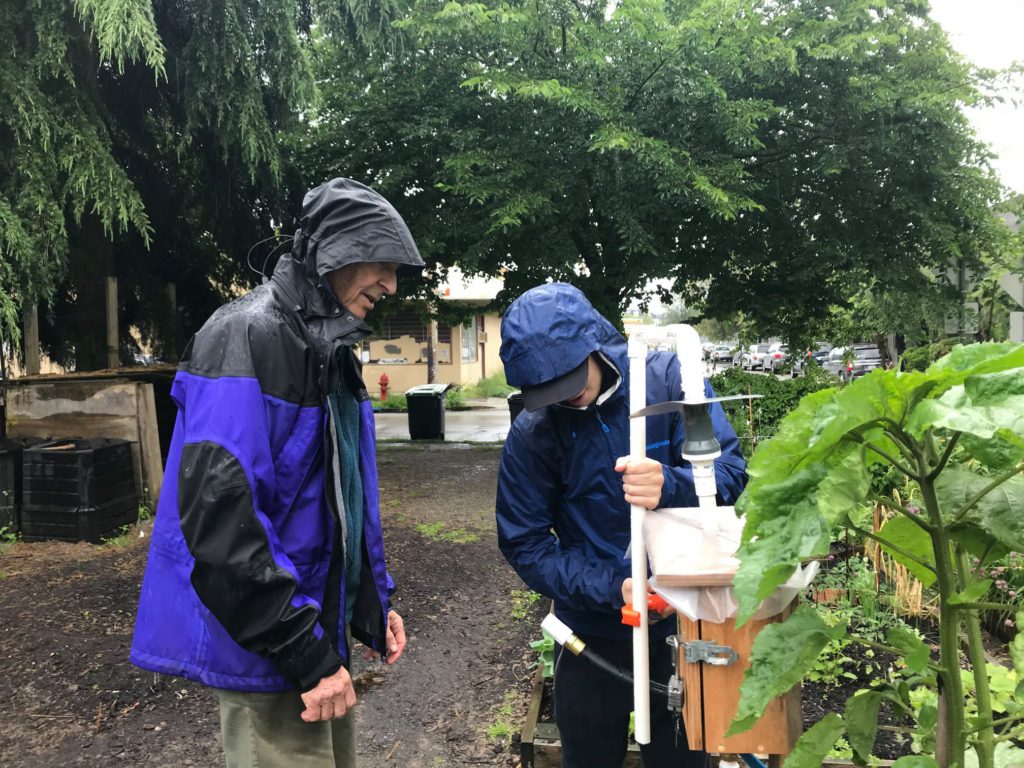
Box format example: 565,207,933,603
0,437,45,534
21,438,138,543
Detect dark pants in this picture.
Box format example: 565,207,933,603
554,632,707,768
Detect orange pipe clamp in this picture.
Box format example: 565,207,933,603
621,593,670,627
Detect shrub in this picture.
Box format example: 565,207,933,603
445,387,466,410
901,339,956,371
463,371,516,398
709,365,840,457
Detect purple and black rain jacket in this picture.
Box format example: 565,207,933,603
130,179,423,693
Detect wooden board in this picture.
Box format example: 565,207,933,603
5,379,164,503
655,572,737,587
679,606,802,754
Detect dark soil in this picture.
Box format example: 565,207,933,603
0,443,545,767
802,639,915,759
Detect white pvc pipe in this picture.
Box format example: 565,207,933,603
668,324,721,509
626,331,651,745
664,324,705,406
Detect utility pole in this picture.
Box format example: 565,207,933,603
1000,213,1023,343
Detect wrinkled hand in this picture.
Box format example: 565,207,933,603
620,578,676,623
362,609,407,664
384,609,406,664
615,457,664,510
300,666,356,722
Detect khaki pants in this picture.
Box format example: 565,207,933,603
217,688,356,768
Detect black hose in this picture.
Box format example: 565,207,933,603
579,648,670,697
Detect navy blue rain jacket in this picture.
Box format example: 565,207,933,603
496,283,747,640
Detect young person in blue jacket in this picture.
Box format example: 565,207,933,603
496,283,747,768
131,179,421,767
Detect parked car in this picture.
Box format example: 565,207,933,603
761,343,789,373
792,342,832,376
710,344,735,364
824,344,883,381
739,343,770,370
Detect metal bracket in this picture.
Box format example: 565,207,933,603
682,640,739,666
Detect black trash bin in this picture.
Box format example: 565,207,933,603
507,391,525,424
405,384,451,440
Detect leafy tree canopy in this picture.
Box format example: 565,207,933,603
296,0,1008,337
0,0,399,367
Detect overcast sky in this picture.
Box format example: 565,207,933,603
928,0,1024,194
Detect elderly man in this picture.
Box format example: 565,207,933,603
131,178,421,767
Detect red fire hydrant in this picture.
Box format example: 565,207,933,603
379,371,389,400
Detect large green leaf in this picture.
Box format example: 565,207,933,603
892,757,939,768
887,626,933,675
941,468,1024,553
963,742,1024,768
948,578,993,605
908,388,1024,443
781,714,845,768
733,510,831,624
927,343,1024,378
845,690,882,763
727,607,847,735
876,515,937,587
961,429,1024,472
1010,611,1024,679
908,360,1024,440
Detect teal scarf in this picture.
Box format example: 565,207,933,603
328,382,364,625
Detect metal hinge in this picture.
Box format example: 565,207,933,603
682,640,739,666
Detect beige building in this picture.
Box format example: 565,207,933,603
361,270,504,398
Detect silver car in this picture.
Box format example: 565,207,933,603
824,344,883,381
740,343,771,370
761,343,789,373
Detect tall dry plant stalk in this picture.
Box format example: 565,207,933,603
866,495,933,619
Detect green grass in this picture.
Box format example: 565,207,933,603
485,691,519,741
510,588,541,619
102,525,133,548
463,371,516,399
370,388,466,410
415,521,480,544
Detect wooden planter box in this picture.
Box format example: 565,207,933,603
678,608,802,755
520,666,643,768
520,604,803,764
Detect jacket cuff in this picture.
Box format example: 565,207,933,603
273,632,344,693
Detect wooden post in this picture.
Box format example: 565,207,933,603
106,276,119,369
427,320,438,384
23,303,40,375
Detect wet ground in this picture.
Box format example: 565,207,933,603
0,443,545,767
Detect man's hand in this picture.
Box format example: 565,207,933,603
615,457,664,510
620,578,676,623
384,609,406,664
300,666,356,722
361,609,407,664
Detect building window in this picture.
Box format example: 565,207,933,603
461,318,478,362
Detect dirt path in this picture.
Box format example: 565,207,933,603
0,443,544,767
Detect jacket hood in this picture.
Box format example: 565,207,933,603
270,178,424,342
297,178,424,277
500,283,626,394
